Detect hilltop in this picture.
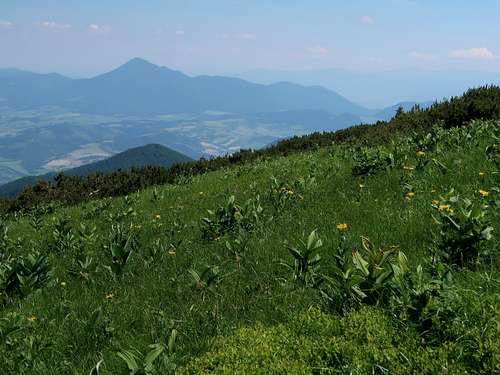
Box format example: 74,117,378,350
0,144,192,199
0,87,498,373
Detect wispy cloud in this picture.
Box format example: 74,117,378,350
450,47,497,60
306,45,329,56
408,51,438,61
0,20,14,29
40,21,71,31
88,24,111,34
360,15,375,25
175,30,185,36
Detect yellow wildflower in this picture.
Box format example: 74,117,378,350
403,165,415,171
168,250,176,256
416,151,425,157
432,200,439,206
60,281,67,287
27,315,37,322
479,189,489,197
105,293,114,300
359,183,365,188
154,214,161,220
479,171,485,177
438,204,450,212
336,223,348,231
405,192,415,200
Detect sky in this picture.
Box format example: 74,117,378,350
1,0,500,77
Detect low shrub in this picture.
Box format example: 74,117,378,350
179,307,480,374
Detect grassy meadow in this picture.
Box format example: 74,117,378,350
0,120,499,373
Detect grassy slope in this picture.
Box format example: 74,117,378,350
0,120,498,374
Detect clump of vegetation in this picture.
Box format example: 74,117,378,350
0,253,51,305
432,191,494,267
322,236,408,308
201,195,263,239
104,224,138,277
352,146,394,176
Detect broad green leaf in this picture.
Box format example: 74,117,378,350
117,350,140,372
352,251,369,277
144,343,165,366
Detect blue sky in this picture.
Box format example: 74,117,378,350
1,0,500,76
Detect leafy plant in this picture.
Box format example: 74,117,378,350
352,146,394,176
268,176,298,212
201,195,262,239
432,192,493,267
104,224,138,277
284,229,323,287
0,252,51,304
117,344,166,375
51,217,79,253
320,237,408,308
393,264,454,344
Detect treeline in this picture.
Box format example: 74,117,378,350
3,85,500,213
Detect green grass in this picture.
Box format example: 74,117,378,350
0,120,499,374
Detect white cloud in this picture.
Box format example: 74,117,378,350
88,24,111,34
360,15,375,25
0,20,14,29
306,45,329,56
175,30,185,36
450,47,497,60
40,21,71,31
408,51,438,61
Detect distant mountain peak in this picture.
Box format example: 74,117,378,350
124,57,157,67
111,57,165,75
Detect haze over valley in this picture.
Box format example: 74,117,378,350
0,58,429,186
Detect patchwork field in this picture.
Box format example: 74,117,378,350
0,106,358,186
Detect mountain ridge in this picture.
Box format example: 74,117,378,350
0,58,370,116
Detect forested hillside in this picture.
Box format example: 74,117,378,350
0,144,192,199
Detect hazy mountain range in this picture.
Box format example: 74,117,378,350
0,58,371,116
236,68,500,108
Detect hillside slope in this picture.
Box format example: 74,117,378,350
0,118,498,373
0,144,192,198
